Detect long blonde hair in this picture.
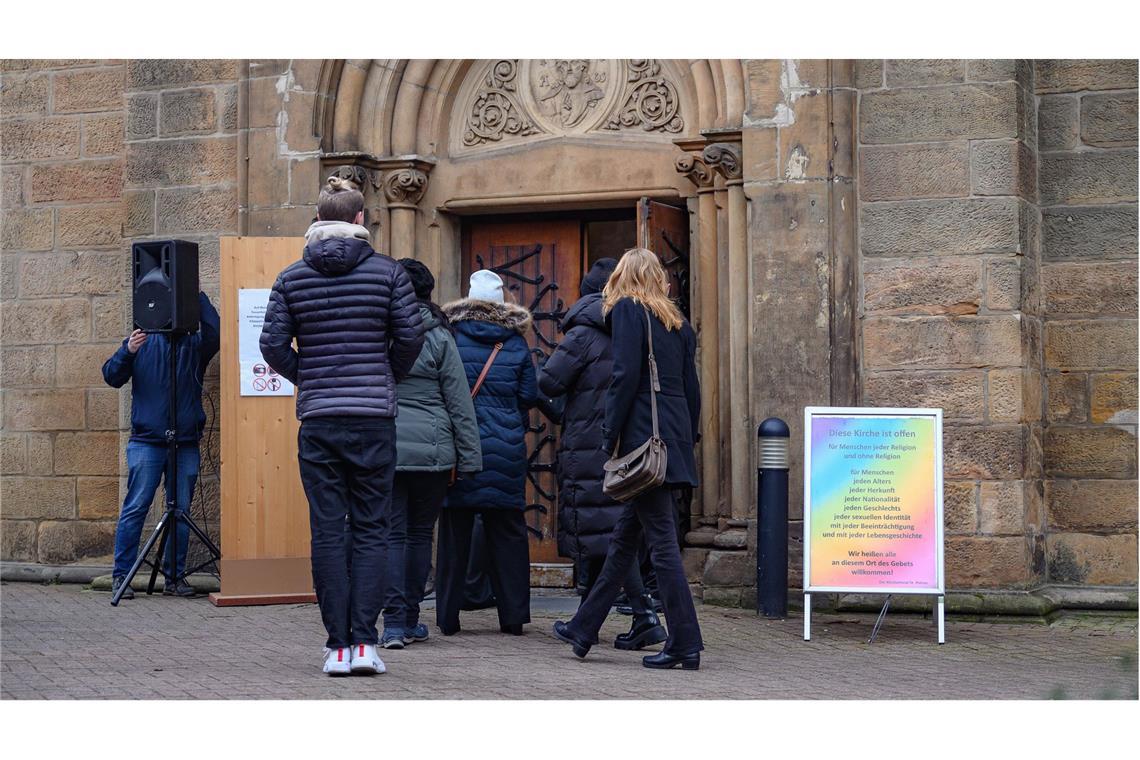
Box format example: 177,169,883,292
601,248,684,330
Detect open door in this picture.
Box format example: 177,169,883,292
637,197,691,318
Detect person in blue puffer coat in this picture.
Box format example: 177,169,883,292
436,270,538,636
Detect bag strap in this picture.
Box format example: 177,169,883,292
470,342,503,399
643,305,660,439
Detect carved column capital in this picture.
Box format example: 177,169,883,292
702,142,743,185
326,164,369,192
675,153,715,190
383,168,429,208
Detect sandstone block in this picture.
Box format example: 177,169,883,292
77,476,121,519
0,298,90,344
27,434,52,476
56,205,121,249
1,433,26,475
885,59,965,86
971,140,1036,199
0,345,54,387
1,520,38,562
289,157,322,205
52,67,123,113
1046,372,1089,423
863,258,980,315
29,159,124,203
1042,205,1137,262
54,342,120,386
246,206,314,238
1046,479,1138,532
682,547,710,584
86,387,120,431
860,198,1019,256
1,73,49,114
744,59,784,119
126,93,157,139
945,536,1031,587
156,186,238,234
703,550,752,587
126,60,238,90
1090,373,1138,425
1039,149,1138,206
0,476,75,519
979,480,1025,535
1035,59,1139,94
125,137,237,187
967,60,1029,83
859,142,969,201
159,88,217,136
284,91,319,152
247,76,283,129
19,251,126,297
988,369,1025,423
1045,320,1137,370
863,371,984,421
2,166,23,208
944,425,1026,480
1043,262,1138,315
2,388,86,431
0,117,81,161
52,432,121,475
0,255,15,300
219,84,239,131
944,480,977,533
123,189,155,237
854,59,883,89
859,84,1017,144
93,295,129,341
1,207,54,251
1047,533,1138,585
985,258,1021,311
1045,426,1137,478
863,316,1022,370
82,113,124,157
1080,92,1138,148
1037,96,1080,151
246,129,288,207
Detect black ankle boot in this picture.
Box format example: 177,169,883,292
642,651,700,670
614,595,667,651
552,621,591,659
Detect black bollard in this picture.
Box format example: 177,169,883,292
757,417,790,618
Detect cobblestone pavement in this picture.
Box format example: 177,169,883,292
1,582,1136,700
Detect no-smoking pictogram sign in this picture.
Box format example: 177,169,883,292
252,377,268,391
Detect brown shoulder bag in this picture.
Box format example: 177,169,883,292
450,341,503,485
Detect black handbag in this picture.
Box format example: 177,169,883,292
602,305,668,502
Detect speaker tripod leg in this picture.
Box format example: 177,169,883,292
111,507,172,606
147,508,175,595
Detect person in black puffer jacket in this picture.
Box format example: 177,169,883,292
260,177,424,676
436,270,538,637
538,258,665,651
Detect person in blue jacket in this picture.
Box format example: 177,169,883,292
101,291,220,600
437,270,538,636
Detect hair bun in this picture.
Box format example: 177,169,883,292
326,175,355,192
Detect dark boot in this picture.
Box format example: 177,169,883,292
614,594,667,651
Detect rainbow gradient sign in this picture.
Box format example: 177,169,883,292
803,407,944,594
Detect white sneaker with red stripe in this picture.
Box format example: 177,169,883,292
349,643,386,675
322,647,352,676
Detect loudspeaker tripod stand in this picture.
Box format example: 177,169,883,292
111,329,221,606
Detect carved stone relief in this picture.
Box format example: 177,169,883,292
452,59,689,155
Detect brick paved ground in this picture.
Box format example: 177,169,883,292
1,582,1135,700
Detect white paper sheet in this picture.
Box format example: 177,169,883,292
238,288,295,397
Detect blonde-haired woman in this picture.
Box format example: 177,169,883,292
553,248,704,669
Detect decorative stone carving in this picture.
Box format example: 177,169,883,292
326,165,368,192
462,60,540,147
603,60,684,133
702,142,743,182
383,168,428,207
530,59,610,129
675,153,715,189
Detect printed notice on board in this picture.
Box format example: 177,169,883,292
238,288,294,397
805,409,942,593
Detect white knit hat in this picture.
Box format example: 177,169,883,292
468,269,504,303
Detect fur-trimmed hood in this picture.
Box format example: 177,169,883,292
442,298,532,336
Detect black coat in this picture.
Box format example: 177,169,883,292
260,234,424,420
537,293,623,563
602,297,700,488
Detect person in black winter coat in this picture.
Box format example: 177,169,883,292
436,270,538,637
259,177,424,676
554,247,704,670
538,258,665,651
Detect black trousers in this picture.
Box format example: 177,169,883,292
436,508,531,632
564,485,703,656
298,416,395,649
382,471,449,630
579,554,646,604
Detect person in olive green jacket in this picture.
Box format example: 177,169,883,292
381,259,482,649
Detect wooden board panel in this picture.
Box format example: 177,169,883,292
216,236,312,605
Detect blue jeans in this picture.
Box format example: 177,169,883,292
112,441,200,580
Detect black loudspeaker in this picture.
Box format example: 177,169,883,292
132,240,200,333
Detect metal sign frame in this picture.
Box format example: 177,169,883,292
802,406,945,644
